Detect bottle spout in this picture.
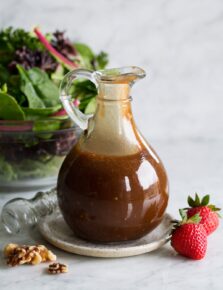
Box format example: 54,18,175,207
94,66,146,85
59,66,146,130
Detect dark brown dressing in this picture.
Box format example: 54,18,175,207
57,147,168,243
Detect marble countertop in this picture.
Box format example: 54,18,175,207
0,138,222,290
0,0,222,288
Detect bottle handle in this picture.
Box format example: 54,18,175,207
60,69,97,130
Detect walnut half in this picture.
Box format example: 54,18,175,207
48,262,68,274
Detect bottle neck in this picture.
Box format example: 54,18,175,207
81,84,142,155
97,83,131,101
95,83,133,128
32,188,57,217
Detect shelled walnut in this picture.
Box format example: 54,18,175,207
4,243,56,266
48,262,68,274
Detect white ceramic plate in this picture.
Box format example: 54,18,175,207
38,211,173,258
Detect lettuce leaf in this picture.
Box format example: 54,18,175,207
27,67,60,107
17,64,45,108
0,92,25,120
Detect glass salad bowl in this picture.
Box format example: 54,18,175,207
0,119,81,191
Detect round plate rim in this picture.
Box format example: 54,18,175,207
38,212,173,258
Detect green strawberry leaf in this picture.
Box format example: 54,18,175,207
172,209,202,231
217,212,222,218
208,204,221,212
188,193,210,207
201,195,210,206
188,193,221,215
179,209,187,223
188,195,196,207
194,193,200,206
187,213,201,224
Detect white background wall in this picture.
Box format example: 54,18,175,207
1,0,222,141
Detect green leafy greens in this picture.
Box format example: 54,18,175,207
0,27,109,125
0,27,108,183
0,92,25,120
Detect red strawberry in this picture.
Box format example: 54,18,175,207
171,210,207,260
187,194,220,235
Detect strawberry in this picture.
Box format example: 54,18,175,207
171,209,207,260
186,194,220,235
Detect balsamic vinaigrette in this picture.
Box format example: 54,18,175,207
58,66,169,243
57,146,168,242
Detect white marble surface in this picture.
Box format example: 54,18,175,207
0,139,223,290
0,0,223,289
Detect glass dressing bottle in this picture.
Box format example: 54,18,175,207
58,66,169,243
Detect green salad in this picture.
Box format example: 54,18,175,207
0,27,108,187
0,27,108,121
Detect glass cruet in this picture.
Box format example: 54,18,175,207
58,66,169,243
1,188,57,234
